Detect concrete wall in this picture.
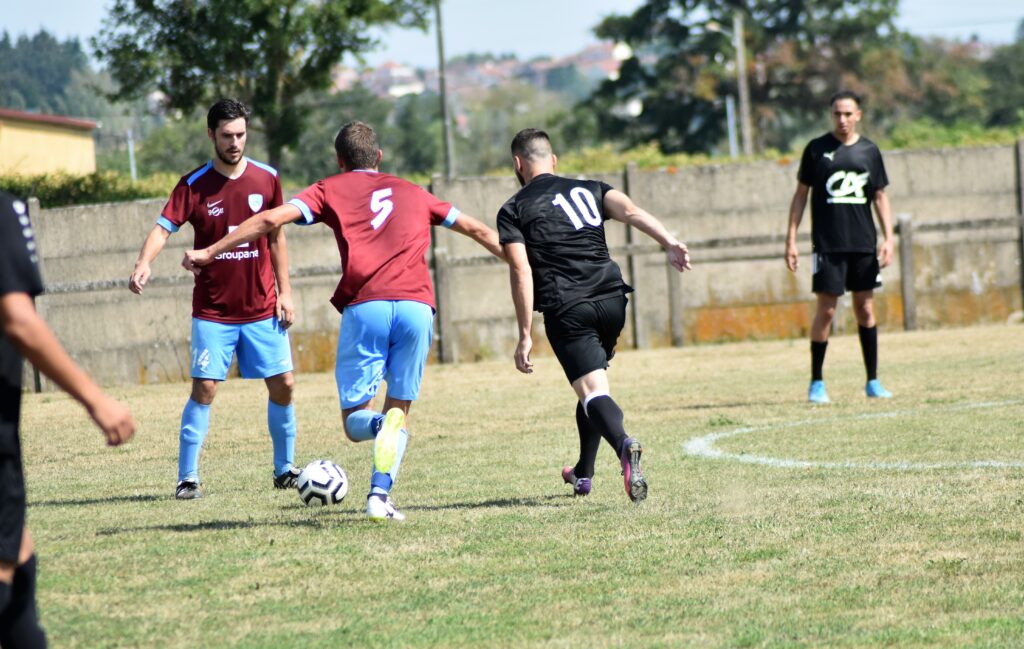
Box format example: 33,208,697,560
27,143,1024,388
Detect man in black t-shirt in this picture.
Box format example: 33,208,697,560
0,190,135,647
498,128,691,503
785,90,895,404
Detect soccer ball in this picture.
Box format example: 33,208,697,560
296,460,348,506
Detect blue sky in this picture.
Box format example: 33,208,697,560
5,0,1022,66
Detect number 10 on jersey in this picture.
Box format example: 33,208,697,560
552,188,601,230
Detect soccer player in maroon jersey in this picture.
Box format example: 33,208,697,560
128,99,299,500
183,121,502,520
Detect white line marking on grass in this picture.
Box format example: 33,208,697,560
683,400,1024,470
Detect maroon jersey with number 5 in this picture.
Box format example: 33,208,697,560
159,158,283,323
288,170,458,312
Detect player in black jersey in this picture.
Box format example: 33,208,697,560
0,190,136,648
785,90,895,404
498,129,691,502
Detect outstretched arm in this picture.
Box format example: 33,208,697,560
448,212,505,261
504,242,534,374
129,224,172,294
873,188,895,268
785,183,810,272
184,203,303,271
0,292,135,446
603,189,691,272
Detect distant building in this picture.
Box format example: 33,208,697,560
0,108,97,176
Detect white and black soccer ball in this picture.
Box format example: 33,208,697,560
296,460,348,506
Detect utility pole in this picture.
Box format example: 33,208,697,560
435,0,456,179
127,127,137,182
733,12,754,156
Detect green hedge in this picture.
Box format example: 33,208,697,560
0,171,177,208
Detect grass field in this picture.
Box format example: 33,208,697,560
21,323,1024,648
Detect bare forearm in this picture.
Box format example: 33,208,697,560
874,192,894,241
268,227,292,295
4,305,104,410
622,208,679,249
510,267,534,337
136,226,170,264
787,193,807,244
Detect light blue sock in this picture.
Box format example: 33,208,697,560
345,410,382,442
268,401,296,476
178,399,211,482
370,428,408,495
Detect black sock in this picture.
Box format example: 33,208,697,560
0,580,10,612
858,325,878,381
811,340,828,381
0,555,47,649
585,395,629,456
573,402,600,479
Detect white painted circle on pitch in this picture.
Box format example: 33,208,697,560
682,400,1024,470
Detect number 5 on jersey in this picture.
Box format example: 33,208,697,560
370,188,394,230
552,188,602,230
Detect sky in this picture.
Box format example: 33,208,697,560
3,0,1022,67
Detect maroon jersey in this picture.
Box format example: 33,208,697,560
159,158,283,323
288,170,458,312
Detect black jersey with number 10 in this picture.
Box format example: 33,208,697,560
496,174,633,315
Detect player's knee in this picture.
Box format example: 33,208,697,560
268,373,295,404
190,380,217,404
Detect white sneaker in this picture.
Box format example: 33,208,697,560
366,494,405,521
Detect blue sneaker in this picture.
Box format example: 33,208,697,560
808,380,830,404
865,379,893,398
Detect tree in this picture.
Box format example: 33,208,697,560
0,30,88,114
583,0,906,154
982,31,1024,127
93,0,431,169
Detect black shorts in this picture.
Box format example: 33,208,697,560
543,294,627,384
812,252,882,295
0,453,26,563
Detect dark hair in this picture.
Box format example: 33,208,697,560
334,121,380,169
829,90,862,108
207,99,251,130
510,128,553,160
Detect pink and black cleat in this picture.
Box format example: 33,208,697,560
561,466,592,497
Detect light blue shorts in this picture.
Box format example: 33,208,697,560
190,316,293,380
336,300,434,409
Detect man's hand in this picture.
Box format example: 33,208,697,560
878,239,894,268
277,293,295,329
88,395,136,447
667,241,692,272
128,261,151,294
785,241,800,272
182,248,214,275
514,335,534,374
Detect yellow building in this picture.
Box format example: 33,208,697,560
0,108,97,176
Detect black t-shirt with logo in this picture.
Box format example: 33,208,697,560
0,191,45,455
497,174,633,314
797,133,889,253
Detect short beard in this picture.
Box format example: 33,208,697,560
515,169,526,187
215,146,243,166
